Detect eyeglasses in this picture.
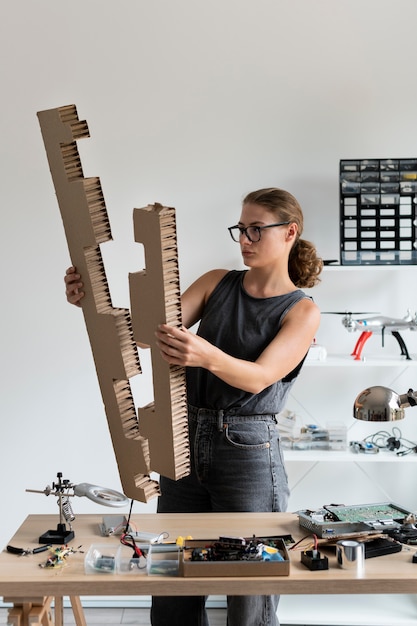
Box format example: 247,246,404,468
228,222,291,243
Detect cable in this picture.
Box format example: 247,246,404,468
289,534,318,552
125,499,134,533
363,429,398,448
360,427,417,455
396,439,417,456
119,532,148,569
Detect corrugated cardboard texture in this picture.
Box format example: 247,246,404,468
129,204,190,479
37,104,190,502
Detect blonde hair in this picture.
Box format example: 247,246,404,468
243,188,323,288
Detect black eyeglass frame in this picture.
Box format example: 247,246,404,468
228,221,291,243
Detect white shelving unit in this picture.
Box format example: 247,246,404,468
280,264,417,625
283,449,417,463
284,263,417,506
304,354,417,367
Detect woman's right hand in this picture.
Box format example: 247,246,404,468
65,266,85,307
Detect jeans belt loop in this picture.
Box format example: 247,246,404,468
217,409,224,432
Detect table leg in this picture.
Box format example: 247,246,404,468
54,596,63,626
7,606,22,626
5,601,38,626
5,594,85,626
69,597,87,626
28,596,53,626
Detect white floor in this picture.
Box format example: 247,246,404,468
0,606,358,626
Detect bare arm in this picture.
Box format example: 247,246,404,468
180,269,229,328
64,265,150,349
156,296,320,394
64,266,228,350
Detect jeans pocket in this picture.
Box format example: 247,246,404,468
224,421,271,450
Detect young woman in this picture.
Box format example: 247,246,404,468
65,187,322,626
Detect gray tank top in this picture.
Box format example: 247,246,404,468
186,270,310,415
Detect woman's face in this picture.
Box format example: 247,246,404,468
237,202,296,268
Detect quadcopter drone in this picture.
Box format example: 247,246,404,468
329,310,417,360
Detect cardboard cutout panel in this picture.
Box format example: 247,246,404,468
37,104,190,502
129,204,190,479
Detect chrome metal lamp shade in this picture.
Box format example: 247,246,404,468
353,385,417,421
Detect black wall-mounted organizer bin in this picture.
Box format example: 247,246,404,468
340,158,417,265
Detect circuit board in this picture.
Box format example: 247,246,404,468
324,503,407,523
298,502,411,538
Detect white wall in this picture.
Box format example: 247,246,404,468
2,0,417,551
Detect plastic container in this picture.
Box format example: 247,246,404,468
147,543,179,576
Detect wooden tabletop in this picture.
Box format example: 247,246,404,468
1,512,416,597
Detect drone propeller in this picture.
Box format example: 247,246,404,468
322,311,379,316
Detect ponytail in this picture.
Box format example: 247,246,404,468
289,238,323,288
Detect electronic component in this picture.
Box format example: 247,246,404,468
188,536,289,563
301,550,329,570
40,545,79,568
218,536,246,547
350,441,379,454
387,513,417,544
94,555,116,571
364,537,402,558
99,515,129,536
299,502,412,538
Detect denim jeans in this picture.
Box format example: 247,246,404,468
150,405,289,626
